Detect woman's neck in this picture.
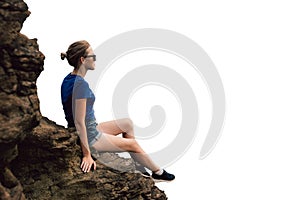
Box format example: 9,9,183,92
72,66,87,77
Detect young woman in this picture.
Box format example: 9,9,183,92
60,40,175,181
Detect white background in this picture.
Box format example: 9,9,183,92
22,0,300,199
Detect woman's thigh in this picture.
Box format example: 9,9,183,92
97,118,132,136
92,133,138,153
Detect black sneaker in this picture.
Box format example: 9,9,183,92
135,170,151,177
135,165,151,177
140,171,151,177
151,170,175,182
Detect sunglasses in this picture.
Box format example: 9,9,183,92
84,54,96,61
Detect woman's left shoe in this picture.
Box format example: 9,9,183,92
151,170,175,182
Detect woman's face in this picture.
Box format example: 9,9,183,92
83,46,96,70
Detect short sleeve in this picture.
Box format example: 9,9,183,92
73,80,90,99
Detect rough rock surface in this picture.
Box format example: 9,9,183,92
0,0,167,199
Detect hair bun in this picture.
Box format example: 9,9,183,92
61,52,67,60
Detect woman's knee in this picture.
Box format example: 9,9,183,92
122,118,133,131
120,118,134,138
126,139,142,153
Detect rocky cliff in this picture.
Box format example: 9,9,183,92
0,1,167,199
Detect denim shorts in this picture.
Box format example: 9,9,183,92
85,118,102,146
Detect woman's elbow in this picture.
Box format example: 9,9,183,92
74,120,85,129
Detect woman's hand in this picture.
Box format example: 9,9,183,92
80,155,96,173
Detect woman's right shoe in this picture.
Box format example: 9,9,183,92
135,164,151,177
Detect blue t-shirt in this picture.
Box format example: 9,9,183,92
61,73,95,127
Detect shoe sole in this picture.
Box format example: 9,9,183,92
134,170,151,178
152,177,175,183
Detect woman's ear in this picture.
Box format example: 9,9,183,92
80,57,85,63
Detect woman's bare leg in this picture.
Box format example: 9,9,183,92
92,133,160,172
97,118,135,138
96,118,160,172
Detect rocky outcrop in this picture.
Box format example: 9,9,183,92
11,118,166,200
0,1,44,199
0,0,167,199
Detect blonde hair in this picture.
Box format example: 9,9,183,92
61,40,90,69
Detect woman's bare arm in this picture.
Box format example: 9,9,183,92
74,98,96,173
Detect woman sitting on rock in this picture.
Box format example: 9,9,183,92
60,40,175,182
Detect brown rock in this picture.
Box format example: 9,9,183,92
11,117,167,200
